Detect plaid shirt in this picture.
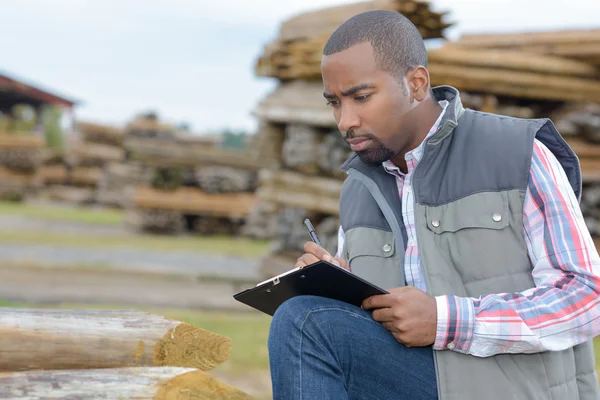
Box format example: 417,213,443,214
337,104,600,357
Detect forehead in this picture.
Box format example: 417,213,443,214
321,42,379,89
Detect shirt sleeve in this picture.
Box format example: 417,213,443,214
433,139,600,357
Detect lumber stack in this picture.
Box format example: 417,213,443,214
256,0,451,80
0,307,253,399
0,133,44,201
38,121,127,205
123,115,263,236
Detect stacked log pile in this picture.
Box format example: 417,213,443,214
123,115,262,235
39,121,127,205
0,134,43,201
248,0,600,278
0,307,253,399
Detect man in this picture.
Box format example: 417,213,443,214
267,9,600,400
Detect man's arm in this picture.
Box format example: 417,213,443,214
434,139,600,357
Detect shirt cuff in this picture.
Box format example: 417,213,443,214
433,295,476,354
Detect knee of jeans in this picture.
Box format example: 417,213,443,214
269,296,335,336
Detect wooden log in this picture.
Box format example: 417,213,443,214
253,81,335,127
77,121,125,147
0,367,253,399
0,149,42,172
278,0,449,42
258,169,344,198
272,207,309,254
124,137,264,170
452,29,600,49
39,165,68,185
132,185,257,218
242,201,279,240
318,133,352,177
0,308,231,372
256,185,339,215
246,121,285,169
0,134,44,149
0,167,41,188
71,167,104,186
429,66,600,104
195,167,255,193
427,47,599,78
70,142,125,167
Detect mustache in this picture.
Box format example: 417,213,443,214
343,130,378,142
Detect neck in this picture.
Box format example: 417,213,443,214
390,97,442,173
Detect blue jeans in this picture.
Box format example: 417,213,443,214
268,295,438,400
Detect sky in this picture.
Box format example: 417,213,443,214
1,0,599,135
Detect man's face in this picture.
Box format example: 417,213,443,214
321,42,414,165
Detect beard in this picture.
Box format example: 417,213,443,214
345,132,395,165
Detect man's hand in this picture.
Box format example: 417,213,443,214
295,241,349,271
362,286,437,347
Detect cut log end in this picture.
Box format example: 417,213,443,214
154,369,254,400
152,323,232,371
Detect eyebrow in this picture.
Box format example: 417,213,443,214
323,84,376,99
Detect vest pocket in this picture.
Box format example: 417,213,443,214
424,191,510,234
344,227,403,289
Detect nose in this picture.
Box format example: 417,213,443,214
337,106,360,134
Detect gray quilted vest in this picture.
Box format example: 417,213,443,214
339,86,599,400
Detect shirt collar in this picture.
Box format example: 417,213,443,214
382,100,449,175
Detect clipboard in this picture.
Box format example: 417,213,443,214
233,260,388,316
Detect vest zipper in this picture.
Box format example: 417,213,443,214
412,120,457,400
346,169,407,287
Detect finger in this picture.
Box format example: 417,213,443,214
382,321,400,333
362,294,396,310
303,241,332,261
295,253,320,268
371,307,395,322
334,257,350,271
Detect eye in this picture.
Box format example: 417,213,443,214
355,94,371,102
326,100,340,108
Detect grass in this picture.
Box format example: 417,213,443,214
0,201,123,226
0,299,272,372
0,229,270,258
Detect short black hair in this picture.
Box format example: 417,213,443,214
323,10,428,82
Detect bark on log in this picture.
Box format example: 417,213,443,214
0,308,230,372
195,167,255,193
0,150,42,172
0,367,253,400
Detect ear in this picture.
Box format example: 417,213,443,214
406,66,430,102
